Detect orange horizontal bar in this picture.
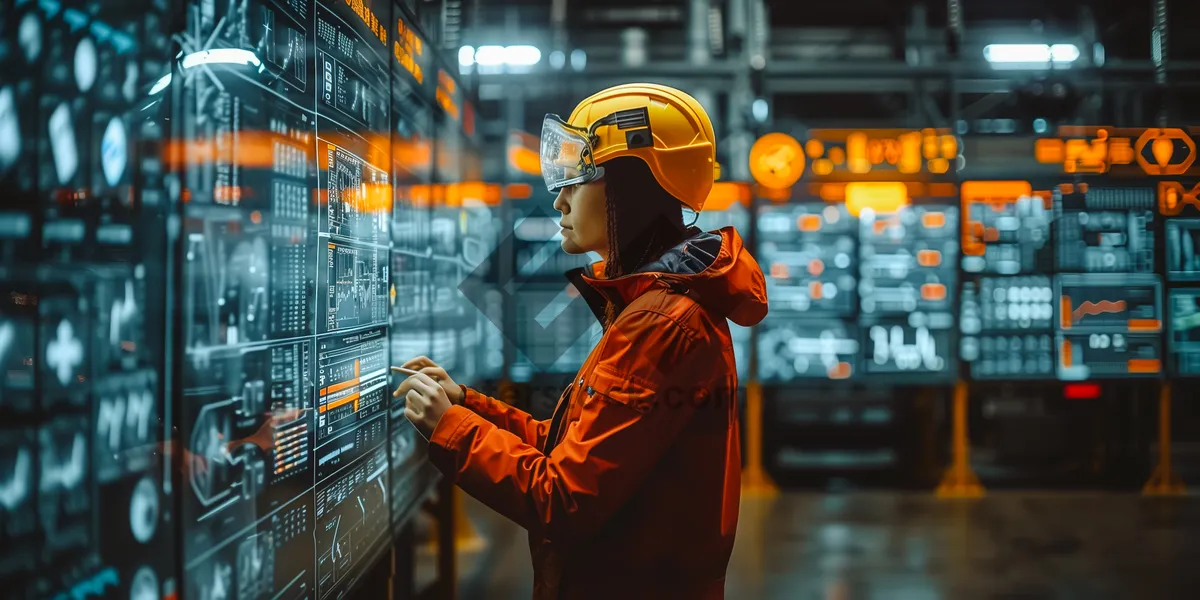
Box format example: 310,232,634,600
1128,359,1161,374
922,212,946,228
1128,319,1162,332
323,377,359,396
319,391,360,413
504,183,533,199
819,183,847,202
961,180,1033,202
928,183,958,198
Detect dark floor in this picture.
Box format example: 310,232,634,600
417,491,1200,599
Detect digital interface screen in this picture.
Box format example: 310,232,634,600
387,7,438,530
177,0,444,597
1055,273,1163,380
1166,220,1200,282
857,203,958,381
1,0,177,598
859,205,958,319
757,203,858,317
1055,188,1155,274
961,190,1052,275
757,319,858,382
862,320,954,376
1169,290,1200,376
1057,274,1162,333
1057,332,1162,380
960,277,1056,379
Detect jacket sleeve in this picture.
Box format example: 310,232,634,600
426,309,706,544
457,385,549,449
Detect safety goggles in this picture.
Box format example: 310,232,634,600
540,114,605,192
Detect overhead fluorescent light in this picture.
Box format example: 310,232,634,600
473,45,507,67
458,46,475,67
504,45,541,67
470,45,541,68
1051,44,1080,62
983,43,1079,66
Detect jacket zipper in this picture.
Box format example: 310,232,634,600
543,381,575,454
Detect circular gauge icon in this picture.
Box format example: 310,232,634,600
74,37,98,93
101,117,128,187
129,475,159,543
19,13,41,62
749,133,805,190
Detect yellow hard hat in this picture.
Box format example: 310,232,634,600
540,83,720,213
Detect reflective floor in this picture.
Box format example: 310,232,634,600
421,491,1200,599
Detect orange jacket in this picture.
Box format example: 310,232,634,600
427,226,768,599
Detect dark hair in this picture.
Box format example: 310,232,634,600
599,156,689,326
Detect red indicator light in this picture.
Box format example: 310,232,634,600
1064,383,1102,400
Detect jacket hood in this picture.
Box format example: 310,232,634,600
565,226,769,327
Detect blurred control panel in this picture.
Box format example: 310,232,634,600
757,188,958,383
0,1,177,598
757,173,1200,383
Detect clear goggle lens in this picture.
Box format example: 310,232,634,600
540,114,603,192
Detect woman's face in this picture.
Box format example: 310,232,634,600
552,179,609,257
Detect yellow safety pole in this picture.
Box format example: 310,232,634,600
741,380,779,498
1143,382,1186,496
451,484,487,552
936,380,984,498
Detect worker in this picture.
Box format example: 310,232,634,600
393,83,768,599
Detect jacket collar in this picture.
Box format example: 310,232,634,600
564,226,727,324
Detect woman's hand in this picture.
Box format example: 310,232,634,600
395,356,464,404
394,371,453,438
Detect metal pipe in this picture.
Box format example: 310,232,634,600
1153,0,1168,86
748,0,768,69
946,0,963,57
728,0,747,44
1153,0,1170,125
551,0,568,53
690,0,711,65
